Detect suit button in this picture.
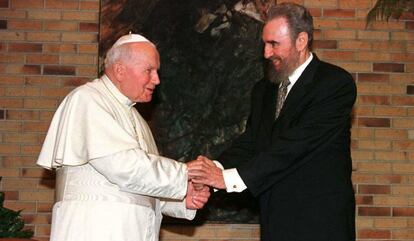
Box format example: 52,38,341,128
233,185,237,189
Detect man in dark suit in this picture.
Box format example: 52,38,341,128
188,2,356,241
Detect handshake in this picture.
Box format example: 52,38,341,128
184,155,226,210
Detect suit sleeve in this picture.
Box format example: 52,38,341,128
218,81,265,169
237,72,356,197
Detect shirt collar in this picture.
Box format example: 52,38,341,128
286,52,313,94
101,74,136,107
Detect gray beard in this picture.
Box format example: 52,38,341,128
266,61,290,84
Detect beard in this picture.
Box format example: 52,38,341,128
267,47,300,84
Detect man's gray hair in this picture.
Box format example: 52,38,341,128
266,3,314,50
104,44,135,69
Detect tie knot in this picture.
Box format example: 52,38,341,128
281,79,291,88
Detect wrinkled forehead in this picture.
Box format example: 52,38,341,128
125,42,160,66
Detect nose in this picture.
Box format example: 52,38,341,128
263,44,273,59
152,71,160,85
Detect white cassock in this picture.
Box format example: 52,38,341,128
37,75,195,241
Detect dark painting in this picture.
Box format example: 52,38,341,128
100,0,268,223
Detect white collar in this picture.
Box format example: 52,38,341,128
101,74,136,108
286,53,313,94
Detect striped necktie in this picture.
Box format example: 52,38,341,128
275,79,291,119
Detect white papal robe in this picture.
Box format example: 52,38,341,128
37,75,195,241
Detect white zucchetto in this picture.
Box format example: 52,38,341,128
112,33,153,48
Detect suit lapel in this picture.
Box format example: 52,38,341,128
261,81,278,136
275,55,321,121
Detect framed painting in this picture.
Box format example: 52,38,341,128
99,0,270,223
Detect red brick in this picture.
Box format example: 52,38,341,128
22,168,54,179
80,1,99,10
25,76,60,86
313,40,337,49
372,41,406,52
0,76,24,84
26,32,61,41
62,77,89,87
62,11,98,21
61,32,98,43
11,0,44,9
375,129,407,139
6,109,39,120
0,97,23,108
393,208,414,217
358,73,389,83
43,65,76,76
392,53,414,62
358,229,391,239
309,8,322,17
45,0,79,9
406,21,414,30
22,213,52,225
374,63,405,73
21,144,42,154
358,96,390,105
374,106,406,117
0,109,5,119
7,20,42,30
0,143,20,154
37,202,53,213
22,121,50,132
359,185,390,194
358,118,390,127
376,175,403,184
79,22,98,32
324,9,355,18
0,53,25,63
9,43,42,52
339,40,371,50
359,207,391,216
325,29,356,39
27,54,59,64
44,21,77,31
393,96,414,106
0,121,21,131
43,43,77,53
393,141,414,150
76,65,97,76
40,87,71,97
2,156,36,167
338,20,365,29
357,52,391,62
6,64,41,75
355,195,373,205
78,44,98,54
339,0,372,8
0,0,9,8
3,201,36,212
320,51,354,61
4,133,38,144
408,86,414,95
24,98,57,109
3,191,19,200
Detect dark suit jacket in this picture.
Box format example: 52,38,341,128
219,55,356,241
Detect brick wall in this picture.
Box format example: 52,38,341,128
0,0,413,240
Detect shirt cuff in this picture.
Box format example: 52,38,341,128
223,168,247,193
212,161,247,193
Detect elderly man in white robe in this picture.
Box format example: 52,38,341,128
37,34,210,241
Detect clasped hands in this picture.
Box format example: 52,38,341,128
185,155,226,210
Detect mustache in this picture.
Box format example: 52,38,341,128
268,55,282,62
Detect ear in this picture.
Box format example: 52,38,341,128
295,32,308,52
112,62,126,81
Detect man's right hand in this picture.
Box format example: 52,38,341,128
187,156,226,190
